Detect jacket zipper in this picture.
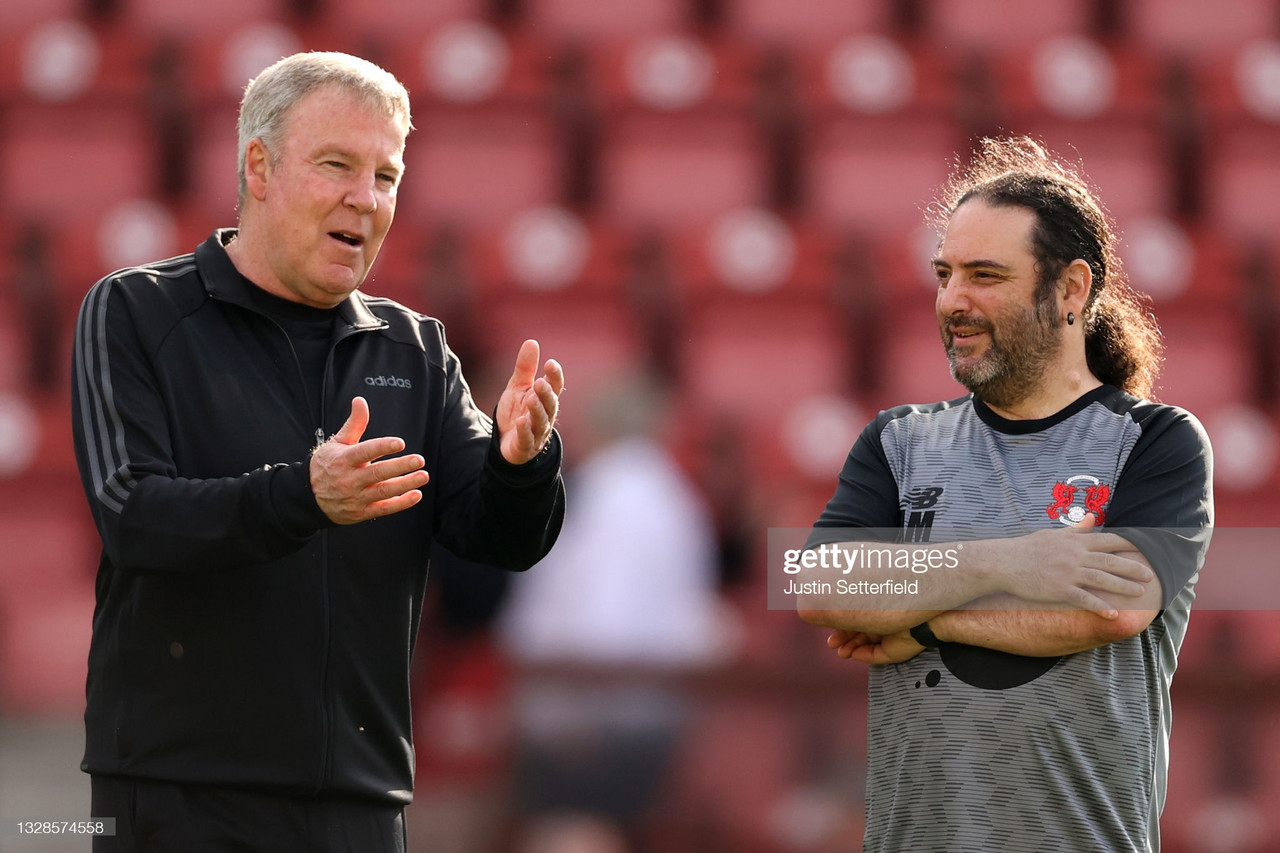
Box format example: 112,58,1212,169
210,293,388,795
257,312,336,795
315,318,383,794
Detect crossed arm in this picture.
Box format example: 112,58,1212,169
798,514,1163,662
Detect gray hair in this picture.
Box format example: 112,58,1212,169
235,51,412,208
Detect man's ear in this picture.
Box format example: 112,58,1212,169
243,138,271,202
1062,258,1092,317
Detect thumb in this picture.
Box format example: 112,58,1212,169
332,397,370,445
507,339,540,390
1068,512,1098,532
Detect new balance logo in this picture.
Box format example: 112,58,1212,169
906,486,943,510
365,375,412,389
903,486,944,542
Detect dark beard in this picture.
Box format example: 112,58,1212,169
944,297,1063,410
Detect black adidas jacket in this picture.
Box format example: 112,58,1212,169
71,230,564,803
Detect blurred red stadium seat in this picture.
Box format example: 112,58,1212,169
922,0,1090,47
877,303,968,408
0,307,24,392
322,0,481,42
722,0,883,48
1131,222,1241,308
483,295,642,410
672,215,834,302
118,0,283,38
0,14,153,102
1015,121,1172,223
0,506,95,598
1204,127,1280,242
0,487,97,719
402,109,559,229
601,113,764,228
381,24,552,110
0,0,76,33
467,214,629,298
1,103,149,225
1125,0,1278,58
807,114,960,237
522,0,687,43
804,35,957,119
682,300,845,427
1152,305,1251,415
187,103,242,224
0,587,95,715
991,41,1164,126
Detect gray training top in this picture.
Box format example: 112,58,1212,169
812,385,1214,853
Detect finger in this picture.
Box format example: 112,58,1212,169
1080,568,1147,598
523,390,552,440
533,377,559,420
827,631,850,649
344,436,409,466
1085,534,1149,556
333,397,371,445
849,645,885,664
362,488,425,520
543,358,565,396
1070,587,1120,619
515,413,537,455
356,455,427,489
361,469,430,503
506,339,540,392
1084,552,1153,583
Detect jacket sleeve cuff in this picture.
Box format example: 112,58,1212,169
268,461,337,538
485,427,563,488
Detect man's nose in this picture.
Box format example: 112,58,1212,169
345,179,377,215
936,276,970,317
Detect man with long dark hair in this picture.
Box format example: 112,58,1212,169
800,137,1212,851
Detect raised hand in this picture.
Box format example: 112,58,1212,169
310,397,429,524
495,339,565,465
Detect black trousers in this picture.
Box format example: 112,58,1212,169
90,776,407,853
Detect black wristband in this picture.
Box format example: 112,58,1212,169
910,621,940,649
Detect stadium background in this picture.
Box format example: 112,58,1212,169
1,0,1279,850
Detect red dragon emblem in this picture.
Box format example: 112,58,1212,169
1046,482,1076,521
1083,484,1110,525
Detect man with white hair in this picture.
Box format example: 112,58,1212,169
73,52,565,851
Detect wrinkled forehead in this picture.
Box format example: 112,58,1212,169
283,85,408,155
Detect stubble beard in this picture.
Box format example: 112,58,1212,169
944,296,1064,411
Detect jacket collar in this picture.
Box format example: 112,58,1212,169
196,229,387,331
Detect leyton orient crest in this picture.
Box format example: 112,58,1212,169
1046,474,1111,526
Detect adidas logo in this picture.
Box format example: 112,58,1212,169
364,375,412,389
